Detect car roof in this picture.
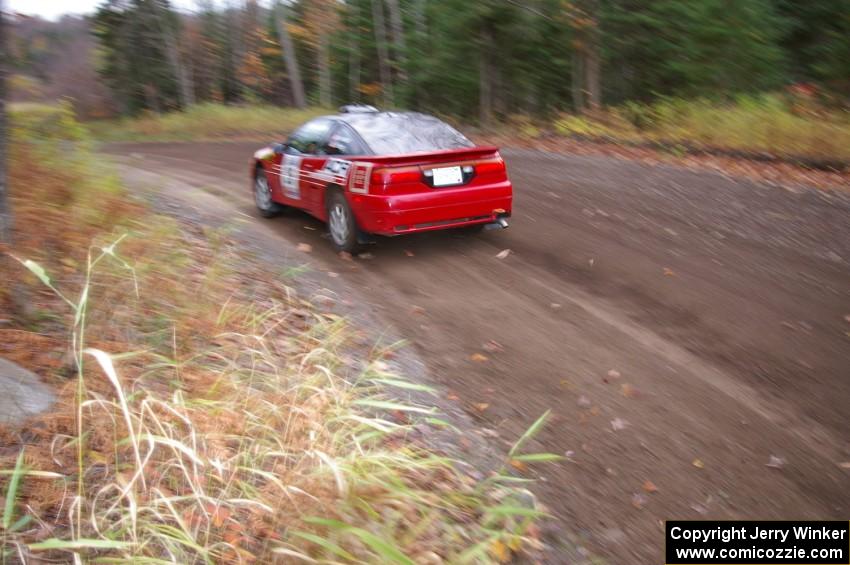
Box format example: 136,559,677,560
322,111,473,155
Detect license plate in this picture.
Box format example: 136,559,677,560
431,166,463,187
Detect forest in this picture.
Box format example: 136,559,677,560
6,0,850,122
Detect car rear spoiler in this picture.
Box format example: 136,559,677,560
364,146,501,166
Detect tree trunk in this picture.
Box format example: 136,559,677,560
584,26,600,111
276,1,306,108
414,0,427,39
479,25,493,126
371,0,394,106
571,48,584,112
318,32,331,107
572,0,600,113
385,0,407,87
0,0,9,245
349,19,360,102
152,1,194,108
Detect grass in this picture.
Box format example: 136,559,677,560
86,96,850,167
88,103,329,142
1,104,558,563
551,94,850,164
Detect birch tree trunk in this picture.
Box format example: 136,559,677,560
371,0,394,105
276,1,306,108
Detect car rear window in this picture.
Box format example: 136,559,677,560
347,112,474,155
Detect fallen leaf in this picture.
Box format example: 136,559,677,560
508,535,524,552
844,314,850,323
303,225,317,230
470,353,489,363
611,417,629,431
607,369,621,379
297,243,312,253
663,267,676,276
642,480,658,493
509,459,528,472
473,402,490,412
496,249,511,259
327,272,339,278
692,458,705,469
483,340,504,353
564,450,576,459
338,251,353,261
404,249,415,257
838,462,850,469
577,395,591,408
447,393,460,401
411,305,426,315
491,539,511,563
631,493,648,509
766,455,786,469
690,502,709,515
621,383,638,397
211,506,231,528
359,252,375,259
550,302,562,309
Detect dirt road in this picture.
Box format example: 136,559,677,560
105,142,850,563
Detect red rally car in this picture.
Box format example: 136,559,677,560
251,105,513,252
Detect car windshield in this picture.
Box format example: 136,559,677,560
347,112,474,155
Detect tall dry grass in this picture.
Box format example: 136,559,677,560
89,103,329,142
553,94,850,163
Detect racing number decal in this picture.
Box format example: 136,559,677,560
322,158,352,178
280,154,302,200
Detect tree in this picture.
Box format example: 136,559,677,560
93,0,185,113
385,0,407,94
601,0,786,102
567,0,601,112
0,0,9,245
303,0,341,107
151,0,194,107
774,0,850,93
276,1,306,108
371,0,393,105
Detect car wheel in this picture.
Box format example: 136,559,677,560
326,189,360,253
254,168,283,218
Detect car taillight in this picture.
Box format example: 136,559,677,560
474,159,506,176
370,168,421,190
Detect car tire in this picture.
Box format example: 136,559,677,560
326,189,360,253
254,167,283,218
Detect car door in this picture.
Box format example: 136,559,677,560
281,118,335,214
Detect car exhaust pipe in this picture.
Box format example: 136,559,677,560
484,217,509,231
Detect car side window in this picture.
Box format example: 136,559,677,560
323,123,368,156
286,119,334,155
